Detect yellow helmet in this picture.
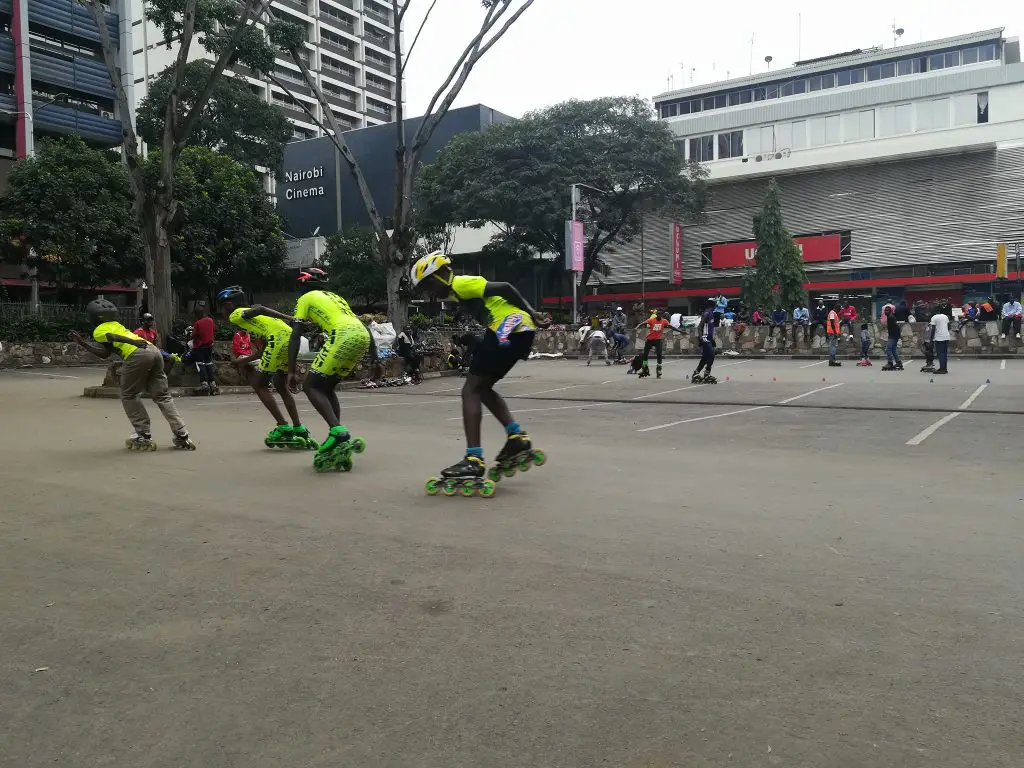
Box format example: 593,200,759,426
410,251,452,288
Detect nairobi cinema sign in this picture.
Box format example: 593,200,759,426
283,165,325,200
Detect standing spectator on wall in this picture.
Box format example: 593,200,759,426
791,303,809,342
826,302,842,367
930,302,951,374
810,299,828,340
839,301,858,339
1001,296,1023,339
190,305,218,395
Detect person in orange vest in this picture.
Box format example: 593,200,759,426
826,301,842,367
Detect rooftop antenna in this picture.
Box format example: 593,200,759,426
798,13,802,60
765,54,773,72
892,23,905,47
666,72,674,90
749,33,755,75
690,67,696,84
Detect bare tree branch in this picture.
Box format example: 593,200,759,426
400,0,438,76
396,0,411,24
391,0,409,251
80,1,139,154
176,0,272,154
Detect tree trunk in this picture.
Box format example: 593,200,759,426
385,262,409,329
142,197,175,343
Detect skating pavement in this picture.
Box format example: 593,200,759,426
2,358,1023,767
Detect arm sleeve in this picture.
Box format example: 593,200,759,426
292,294,311,321
450,275,485,300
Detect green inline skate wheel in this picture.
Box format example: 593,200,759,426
351,437,366,454
487,467,501,483
503,465,517,478
425,478,441,495
442,481,458,497
518,458,531,472
313,453,333,473
479,480,497,498
460,480,476,497
337,455,353,472
532,450,547,466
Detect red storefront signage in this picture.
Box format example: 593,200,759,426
709,233,842,269
670,223,683,285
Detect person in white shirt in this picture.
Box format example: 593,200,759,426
930,304,951,374
1000,297,1023,339
583,327,610,366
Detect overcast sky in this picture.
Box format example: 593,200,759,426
399,0,1016,117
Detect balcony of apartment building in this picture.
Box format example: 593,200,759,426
270,5,314,38
362,25,393,56
363,72,393,101
0,90,121,147
272,0,313,18
320,52,357,86
272,62,313,97
270,88,318,126
319,27,357,62
365,96,391,121
320,78,359,112
319,0,358,37
328,105,360,132
363,46,394,76
362,0,392,28
0,0,120,48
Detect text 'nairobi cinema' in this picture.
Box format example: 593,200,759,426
578,28,1024,314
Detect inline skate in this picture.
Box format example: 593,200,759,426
425,454,496,497
125,432,157,451
638,362,651,379
487,432,546,484
312,425,365,472
172,431,197,450
265,424,318,450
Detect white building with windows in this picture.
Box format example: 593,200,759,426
130,0,399,199
575,28,1024,315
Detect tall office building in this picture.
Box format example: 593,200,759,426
0,0,133,176
131,0,399,144
570,28,1024,315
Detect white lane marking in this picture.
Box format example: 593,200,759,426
631,384,703,401
5,370,81,379
600,379,619,385
511,383,587,397
638,406,769,432
906,383,988,446
717,359,753,368
1001,359,1007,370
778,383,844,404
446,402,608,420
799,360,828,368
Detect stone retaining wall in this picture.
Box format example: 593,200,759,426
534,321,1022,357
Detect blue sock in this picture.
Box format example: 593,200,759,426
505,421,521,435
466,446,484,459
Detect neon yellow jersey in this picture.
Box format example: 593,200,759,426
293,290,358,331
229,307,291,339
93,321,147,360
449,275,535,334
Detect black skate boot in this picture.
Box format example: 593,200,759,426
172,431,197,450
656,363,663,379
198,381,211,396
894,363,904,371
209,381,220,396
920,364,935,373
691,371,705,383
489,432,546,483
702,373,718,384
426,454,494,497
881,363,896,371
638,363,651,379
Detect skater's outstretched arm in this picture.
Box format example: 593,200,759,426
244,305,295,324
70,331,112,359
483,282,550,327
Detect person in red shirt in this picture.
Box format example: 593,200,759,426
134,312,159,345
190,305,218,395
839,301,858,339
633,309,683,379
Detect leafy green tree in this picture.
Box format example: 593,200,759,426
0,136,142,288
136,61,291,172
265,0,537,327
81,0,276,339
740,179,808,313
159,147,286,304
322,227,387,310
415,96,709,290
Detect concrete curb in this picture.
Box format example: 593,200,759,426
81,370,460,399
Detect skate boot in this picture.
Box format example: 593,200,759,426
198,381,211,396
881,363,896,371
829,360,842,367
638,363,651,379
125,432,157,451
894,363,904,371
209,382,220,396
313,425,366,473
488,432,546,484
605,359,612,366
690,371,705,383
291,424,318,450
656,363,663,379
265,424,296,449
920,364,935,373
702,374,718,384
426,454,495,497
172,431,197,450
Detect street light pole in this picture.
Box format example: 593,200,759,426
570,183,578,324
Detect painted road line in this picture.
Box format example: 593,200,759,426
1001,359,1007,370
906,383,988,446
799,360,828,368
511,383,588,397
778,383,844,404
446,402,609,420
638,406,769,432
631,384,703,401
717,359,753,368
5,370,81,379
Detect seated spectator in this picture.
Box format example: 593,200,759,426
792,304,809,341
979,297,999,321
839,302,857,338
768,306,787,339
1001,297,1023,339
751,307,764,326
396,325,423,383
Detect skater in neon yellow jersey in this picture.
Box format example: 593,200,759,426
409,252,550,497
70,298,196,451
282,270,376,472
219,286,317,450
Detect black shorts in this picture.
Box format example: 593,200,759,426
469,330,534,381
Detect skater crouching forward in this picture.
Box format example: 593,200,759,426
70,299,195,450
409,251,551,484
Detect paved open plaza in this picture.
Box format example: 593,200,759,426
2,357,1023,767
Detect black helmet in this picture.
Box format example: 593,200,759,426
86,298,119,324
216,285,246,302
